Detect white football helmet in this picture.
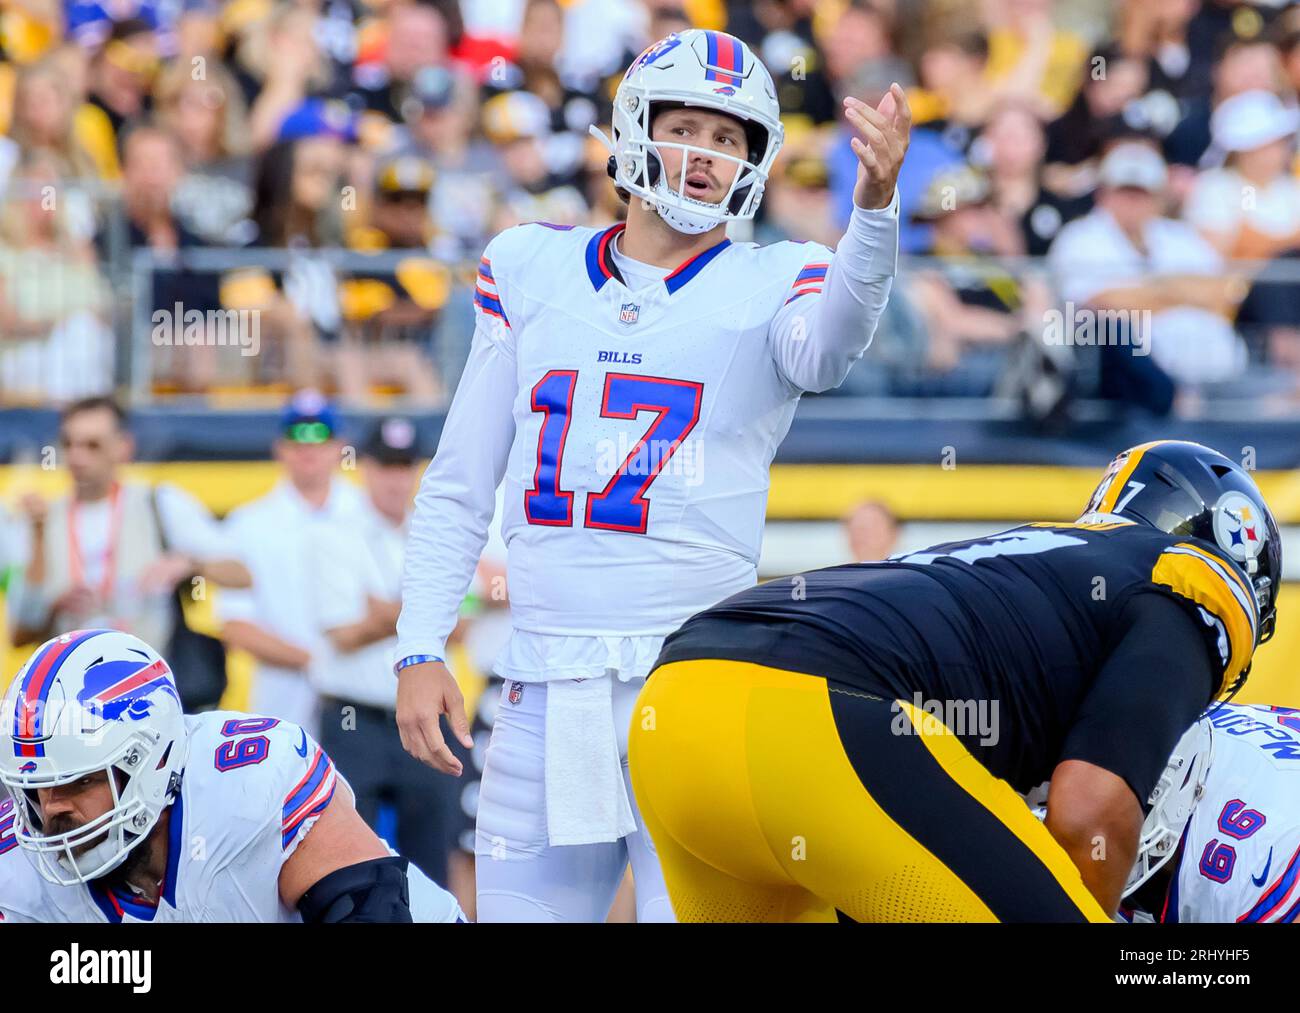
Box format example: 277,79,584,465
592,29,784,234
1124,718,1214,898
0,629,188,886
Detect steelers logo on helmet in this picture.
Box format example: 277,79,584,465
1212,490,1267,572
1082,448,1133,518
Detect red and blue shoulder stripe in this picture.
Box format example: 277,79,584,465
474,256,510,327
785,262,829,305
281,746,337,851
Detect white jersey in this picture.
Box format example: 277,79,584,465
1164,704,1300,923
0,713,461,923
397,200,899,666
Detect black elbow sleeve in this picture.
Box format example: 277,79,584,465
297,856,413,924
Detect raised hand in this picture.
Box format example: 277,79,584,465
845,82,912,211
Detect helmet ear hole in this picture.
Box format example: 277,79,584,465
743,122,768,165
645,149,662,188
728,184,752,215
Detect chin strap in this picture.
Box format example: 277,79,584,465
58,837,130,883
650,179,723,234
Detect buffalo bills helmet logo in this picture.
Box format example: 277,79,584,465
76,658,178,723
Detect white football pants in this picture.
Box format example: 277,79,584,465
473,677,675,922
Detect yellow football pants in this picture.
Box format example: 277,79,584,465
628,659,1110,923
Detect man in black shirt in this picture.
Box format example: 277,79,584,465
630,440,1281,922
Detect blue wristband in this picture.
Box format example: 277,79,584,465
394,654,443,675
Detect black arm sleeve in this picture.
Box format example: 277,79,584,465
296,856,413,924
1058,591,1218,809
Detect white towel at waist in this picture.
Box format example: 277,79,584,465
544,674,637,846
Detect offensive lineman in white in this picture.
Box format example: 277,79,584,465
1121,703,1300,923
394,29,910,921
0,630,463,923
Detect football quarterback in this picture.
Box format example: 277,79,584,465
393,28,909,922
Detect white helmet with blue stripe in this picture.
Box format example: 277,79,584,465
593,29,784,234
1124,717,1214,899
0,629,187,886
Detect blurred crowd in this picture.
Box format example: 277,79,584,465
0,0,1298,413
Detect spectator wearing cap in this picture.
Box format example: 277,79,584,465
482,0,599,144
309,416,472,905
334,153,448,404
65,0,165,51
217,390,365,733
482,90,588,230
1184,90,1300,260
1048,140,1249,412
1164,36,1286,172
400,66,501,262
758,141,839,247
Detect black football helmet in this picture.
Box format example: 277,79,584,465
1081,440,1281,645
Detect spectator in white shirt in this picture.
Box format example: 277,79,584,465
1048,140,1249,402
1184,90,1300,261
7,397,249,658
217,390,364,733
310,417,472,907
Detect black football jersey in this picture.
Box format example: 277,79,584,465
657,521,1261,795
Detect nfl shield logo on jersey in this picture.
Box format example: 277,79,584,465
619,302,640,325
